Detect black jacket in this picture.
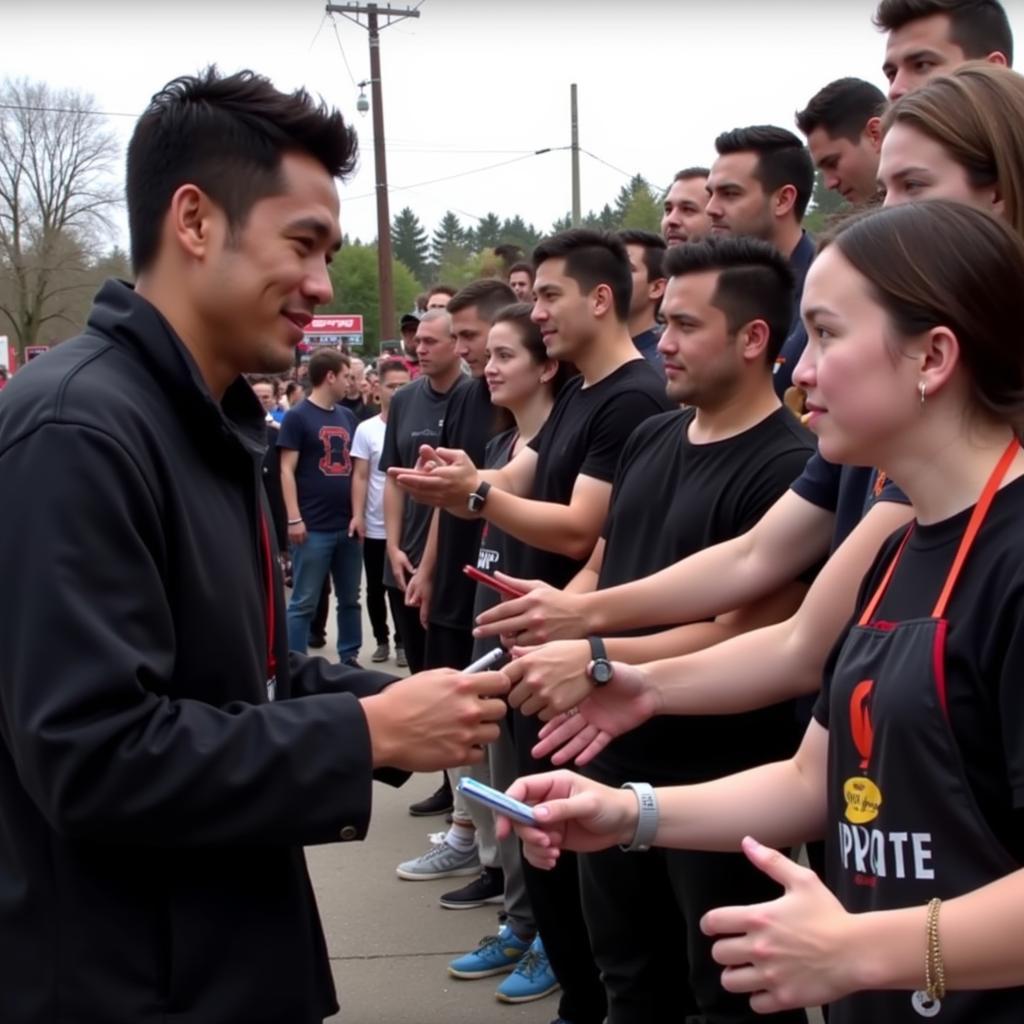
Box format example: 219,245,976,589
0,281,399,1023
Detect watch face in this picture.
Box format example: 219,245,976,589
591,659,614,685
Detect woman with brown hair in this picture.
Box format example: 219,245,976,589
446,303,570,1004
501,202,1024,1023
879,61,1024,235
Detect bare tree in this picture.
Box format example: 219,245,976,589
0,79,121,359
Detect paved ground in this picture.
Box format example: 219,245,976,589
310,607,555,1024
307,600,824,1024
312,775,555,1024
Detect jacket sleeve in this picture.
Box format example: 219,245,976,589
285,653,410,789
286,651,396,701
0,423,380,847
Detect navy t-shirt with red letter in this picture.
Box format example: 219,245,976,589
277,400,358,531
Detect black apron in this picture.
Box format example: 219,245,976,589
826,439,1024,1022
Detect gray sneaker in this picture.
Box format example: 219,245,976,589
396,841,480,880
371,643,389,663
395,645,408,668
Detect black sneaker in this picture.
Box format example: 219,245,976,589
408,779,453,817
308,633,327,650
439,867,505,909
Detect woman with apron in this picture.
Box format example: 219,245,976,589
501,200,1024,1022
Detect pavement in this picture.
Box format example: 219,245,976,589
312,777,555,1024
308,598,824,1024
310,605,555,1024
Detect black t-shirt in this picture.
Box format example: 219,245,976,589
276,400,358,531
632,327,664,376
379,374,471,586
470,429,527,662
772,230,815,398
588,407,816,786
430,376,503,629
791,452,911,552
520,359,673,588
813,474,1024,862
341,396,380,423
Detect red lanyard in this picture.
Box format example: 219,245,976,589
258,513,277,681
859,438,1020,626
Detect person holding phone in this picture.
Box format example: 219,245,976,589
504,201,1024,1023
446,305,570,1006
393,231,672,1024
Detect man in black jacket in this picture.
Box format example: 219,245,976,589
0,67,507,1024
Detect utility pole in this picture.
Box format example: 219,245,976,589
326,3,420,346
571,83,581,227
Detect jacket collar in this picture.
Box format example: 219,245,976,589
788,230,815,295
86,279,267,451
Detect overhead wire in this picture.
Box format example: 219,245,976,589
344,147,566,202
329,12,361,89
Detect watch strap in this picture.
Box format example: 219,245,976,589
619,782,658,853
587,635,607,662
474,480,491,502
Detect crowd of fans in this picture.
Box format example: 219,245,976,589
4,2,1024,1022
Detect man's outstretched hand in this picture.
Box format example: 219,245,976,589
388,445,479,511
361,669,509,771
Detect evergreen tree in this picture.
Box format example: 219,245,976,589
582,204,619,231
474,212,503,250
430,211,470,268
326,243,420,353
499,215,542,253
390,207,429,284
803,170,848,235
613,175,662,231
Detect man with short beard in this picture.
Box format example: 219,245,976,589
661,167,711,245
705,126,814,398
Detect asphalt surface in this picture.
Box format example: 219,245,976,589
310,608,555,1024
312,772,556,1024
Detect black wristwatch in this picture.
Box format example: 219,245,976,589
467,480,491,514
586,636,614,687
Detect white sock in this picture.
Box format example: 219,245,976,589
446,821,477,852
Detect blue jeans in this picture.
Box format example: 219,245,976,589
286,529,363,662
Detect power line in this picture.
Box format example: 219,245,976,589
376,144,538,155
0,102,137,119
345,148,564,201
0,103,550,157
308,10,330,52
579,147,668,197
579,147,637,182
328,12,361,88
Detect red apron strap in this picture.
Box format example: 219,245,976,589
258,512,278,681
858,526,914,627
932,438,1020,618
858,437,1020,626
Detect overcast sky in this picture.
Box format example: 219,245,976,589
6,0,1024,245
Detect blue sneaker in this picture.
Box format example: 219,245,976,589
448,924,530,979
495,935,560,1003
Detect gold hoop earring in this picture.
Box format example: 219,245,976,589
919,381,927,408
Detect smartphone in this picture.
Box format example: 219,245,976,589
463,565,525,600
457,777,538,827
463,647,508,673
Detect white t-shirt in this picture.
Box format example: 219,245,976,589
351,414,388,540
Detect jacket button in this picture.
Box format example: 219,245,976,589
339,825,358,841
